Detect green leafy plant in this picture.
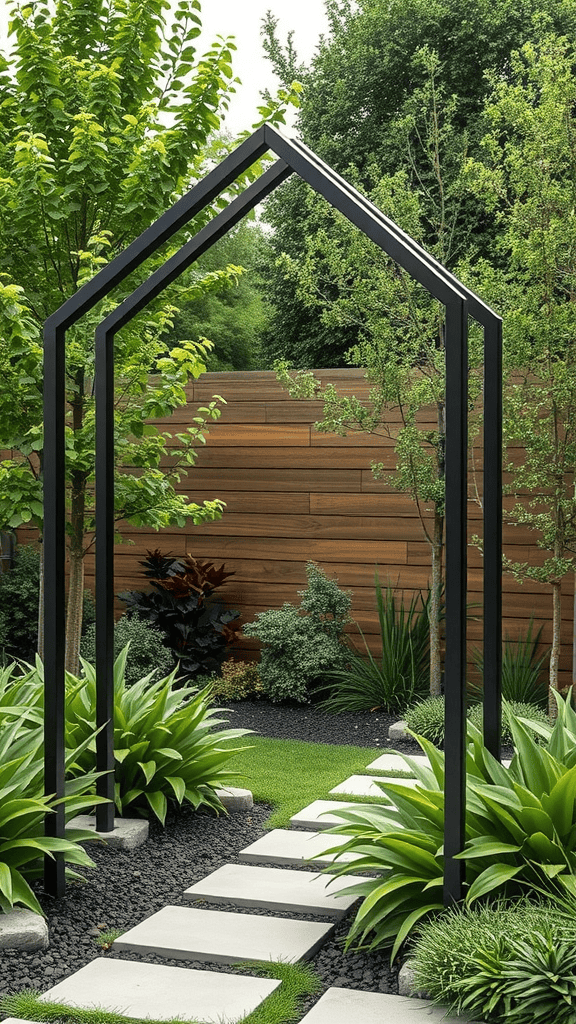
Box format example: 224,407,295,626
0,678,110,915
318,693,576,961
321,580,430,714
411,896,576,1023
65,647,251,824
404,695,548,746
80,615,175,687
242,562,353,703
119,550,240,681
471,618,550,708
211,659,264,701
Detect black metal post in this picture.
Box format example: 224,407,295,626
94,321,115,832
43,322,67,896
443,297,469,904
482,319,503,758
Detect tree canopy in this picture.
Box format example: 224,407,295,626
0,0,300,669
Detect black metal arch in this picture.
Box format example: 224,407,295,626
43,123,502,907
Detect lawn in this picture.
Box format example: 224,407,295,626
223,734,412,828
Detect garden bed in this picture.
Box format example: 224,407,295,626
0,701,402,1016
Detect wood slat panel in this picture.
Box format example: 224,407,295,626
190,446,395,469
184,536,408,565
182,468,362,492
185,423,312,446
187,513,424,541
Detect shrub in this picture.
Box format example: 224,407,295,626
0,544,41,661
321,580,430,714
242,562,352,703
411,897,576,1024
0,545,96,663
211,659,264,701
80,615,175,686
65,647,252,823
471,617,550,708
404,695,548,746
0,665,110,915
119,549,240,680
319,693,576,961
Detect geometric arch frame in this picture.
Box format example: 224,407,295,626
43,123,502,905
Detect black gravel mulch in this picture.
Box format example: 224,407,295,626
0,700,408,1019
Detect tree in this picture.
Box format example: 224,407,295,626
259,0,576,368
274,51,484,694
164,215,272,371
465,35,576,714
0,0,300,672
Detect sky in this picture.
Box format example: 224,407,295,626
197,0,331,136
0,1,332,137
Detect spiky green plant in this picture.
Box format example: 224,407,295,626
321,579,430,714
317,693,576,961
64,647,252,823
0,686,109,915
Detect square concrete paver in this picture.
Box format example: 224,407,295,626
365,752,428,772
329,775,419,797
298,987,483,1023
40,957,280,1022
239,828,361,867
290,800,378,830
113,905,335,963
184,863,365,917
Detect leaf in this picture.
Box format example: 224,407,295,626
466,863,523,903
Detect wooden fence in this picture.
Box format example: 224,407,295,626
74,367,572,691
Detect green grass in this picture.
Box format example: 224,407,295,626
0,961,321,1024
225,734,412,828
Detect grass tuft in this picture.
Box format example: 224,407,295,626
0,960,322,1024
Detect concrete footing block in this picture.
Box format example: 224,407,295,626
216,786,254,811
0,907,49,951
388,720,410,740
68,814,149,850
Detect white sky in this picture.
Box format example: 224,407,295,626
197,0,330,136
0,1,332,137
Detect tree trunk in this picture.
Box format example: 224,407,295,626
549,577,562,720
429,512,444,695
37,540,44,661
64,474,85,675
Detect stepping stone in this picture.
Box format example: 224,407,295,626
113,905,334,963
365,752,427,772
239,828,362,868
330,775,419,797
366,752,511,773
183,863,365,917
39,957,280,1022
291,799,376,830
298,987,482,1023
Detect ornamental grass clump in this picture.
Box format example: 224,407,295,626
318,692,576,961
65,647,251,823
410,897,576,1024
320,579,430,714
404,695,548,746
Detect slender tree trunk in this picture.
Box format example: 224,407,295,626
64,476,85,676
549,576,562,720
429,512,444,695
37,540,44,661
